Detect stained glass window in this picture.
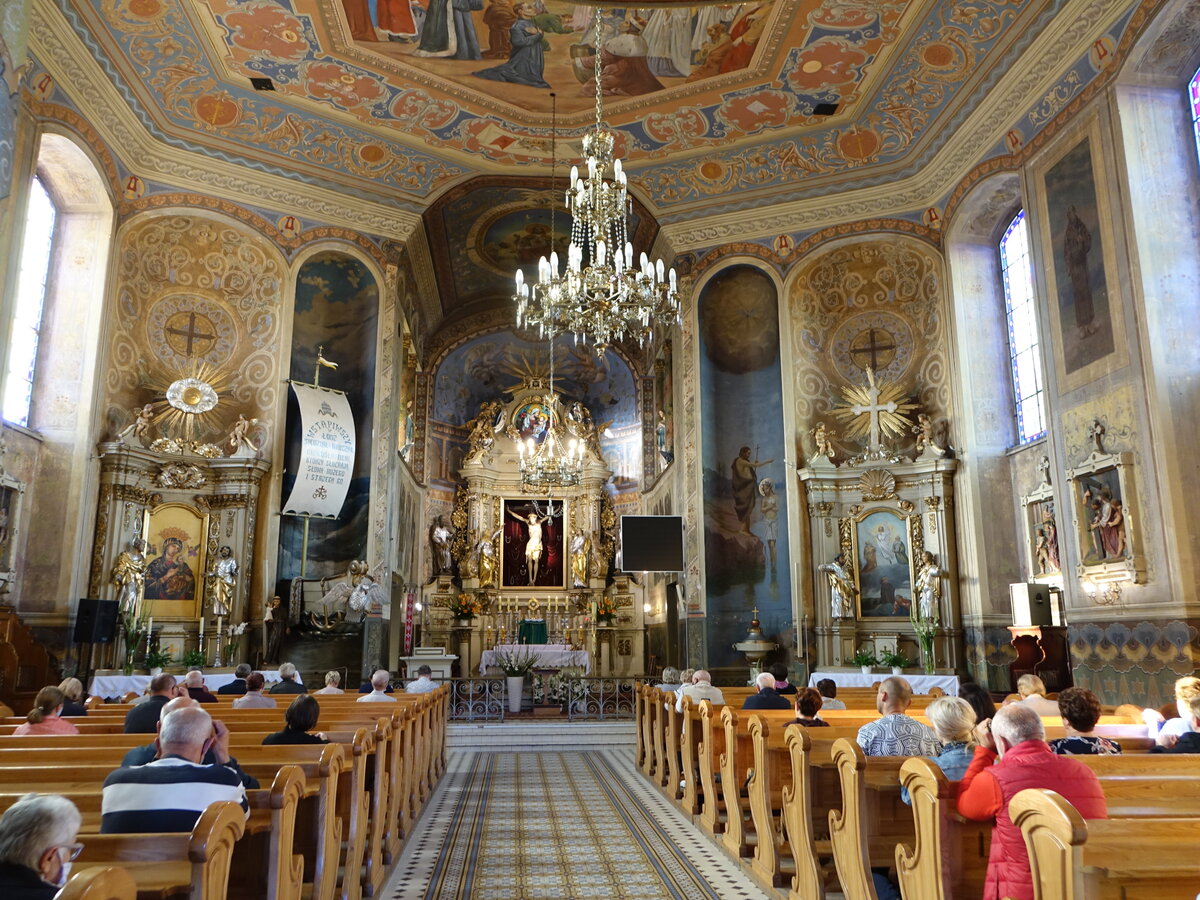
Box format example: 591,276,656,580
4,178,57,427
999,210,1046,443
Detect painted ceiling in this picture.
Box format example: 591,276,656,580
53,0,1066,213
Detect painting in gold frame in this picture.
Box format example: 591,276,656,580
142,502,209,619
850,507,918,619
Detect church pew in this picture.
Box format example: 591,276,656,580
1010,788,1200,900
895,754,1200,900
696,700,729,835
60,866,138,900
71,800,247,900
745,714,795,889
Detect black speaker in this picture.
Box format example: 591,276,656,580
73,598,119,643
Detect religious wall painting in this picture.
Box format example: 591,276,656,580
142,502,209,619
501,497,565,588
653,341,674,475
1033,115,1129,392
849,508,916,619
0,477,22,573
278,252,379,581
512,399,557,445
698,264,792,669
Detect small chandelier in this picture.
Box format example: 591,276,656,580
514,12,679,352
518,344,585,490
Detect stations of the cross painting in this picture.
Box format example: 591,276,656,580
849,327,897,371
165,311,217,357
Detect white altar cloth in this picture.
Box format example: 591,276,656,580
88,669,300,698
479,644,591,675
807,670,960,696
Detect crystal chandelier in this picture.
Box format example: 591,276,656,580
517,343,585,490
514,12,679,352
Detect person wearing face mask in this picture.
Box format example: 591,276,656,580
0,793,83,898
100,705,249,833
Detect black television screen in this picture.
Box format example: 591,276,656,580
620,515,684,572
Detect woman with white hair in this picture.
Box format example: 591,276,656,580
900,696,976,804
314,670,344,695
0,793,82,898
654,667,682,691
56,678,88,717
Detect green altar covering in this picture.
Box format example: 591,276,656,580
517,619,548,645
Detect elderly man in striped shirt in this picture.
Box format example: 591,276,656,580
100,705,248,833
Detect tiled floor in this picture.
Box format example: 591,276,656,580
385,748,772,900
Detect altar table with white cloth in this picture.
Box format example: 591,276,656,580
479,644,591,675
89,669,301,698
807,670,960,696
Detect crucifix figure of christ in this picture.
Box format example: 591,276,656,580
166,312,216,357
850,367,897,457
849,328,896,371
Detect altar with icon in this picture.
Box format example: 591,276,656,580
416,373,646,678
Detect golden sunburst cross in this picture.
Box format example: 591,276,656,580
832,367,917,459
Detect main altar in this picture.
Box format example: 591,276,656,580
416,374,645,678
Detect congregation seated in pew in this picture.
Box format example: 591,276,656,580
958,680,997,723
675,669,723,712
0,793,82,899
123,674,183,734
216,663,251,696
1145,674,1199,746
268,662,306,695
13,687,79,737
900,695,975,804
183,670,217,704
769,662,797,695
122,696,260,788
653,667,682,693
360,670,398,703
816,677,846,709
263,696,329,745
742,671,793,710
405,665,437,695
958,703,1107,900
793,687,829,727
1006,673,1060,716
314,670,344,695
232,672,277,709
856,676,939,756
101,706,250,834
1151,687,1200,754
1051,686,1121,755
57,678,88,717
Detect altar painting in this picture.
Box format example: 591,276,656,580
142,502,208,619
502,498,565,588
698,265,792,669
852,508,915,619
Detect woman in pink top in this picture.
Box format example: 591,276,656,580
12,686,80,736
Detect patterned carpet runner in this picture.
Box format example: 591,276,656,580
389,749,769,900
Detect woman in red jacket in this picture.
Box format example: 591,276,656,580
957,704,1107,900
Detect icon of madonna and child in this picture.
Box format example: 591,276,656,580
513,400,556,445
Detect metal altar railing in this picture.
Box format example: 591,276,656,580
532,674,645,721
435,676,507,722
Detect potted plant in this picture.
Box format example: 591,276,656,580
879,648,912,675
448,593,481,626
850,648,879,675
182,648,207,668
145,648,173,677
495,646,538,714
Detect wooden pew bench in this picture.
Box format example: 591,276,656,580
1011,787,1200,900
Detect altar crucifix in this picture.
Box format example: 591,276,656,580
502,499,565,588
832,367,918,460
851,368,897,456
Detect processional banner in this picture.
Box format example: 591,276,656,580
282,383,356,518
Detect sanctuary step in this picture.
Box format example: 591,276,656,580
448,720,636,752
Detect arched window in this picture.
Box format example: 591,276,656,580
999,210,1045,443
3,177,58,426
1190,65,1200,163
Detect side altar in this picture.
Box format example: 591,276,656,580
415,374,645,677
798,370,962,674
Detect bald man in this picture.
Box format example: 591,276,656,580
855,676,939,757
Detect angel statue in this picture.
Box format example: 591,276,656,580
817,553,857,619
915,550,943,622
117,404,155,448
465,400,503,458
111,538,147,615
228,414,260,459
319,560,387,623
809,422,835,461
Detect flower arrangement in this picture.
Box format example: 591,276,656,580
226,622,247,661
850,647,879,668
118,610,149,674
910,610,938,674
596,596,618,624
494,645,539,677
879,648,912,669
448,593,481,620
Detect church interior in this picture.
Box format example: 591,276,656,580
0,0,1199,895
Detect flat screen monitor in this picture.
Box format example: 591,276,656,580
620,515,684,572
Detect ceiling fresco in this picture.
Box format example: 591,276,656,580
49,0,1069,210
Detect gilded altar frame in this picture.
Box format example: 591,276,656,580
141,502,210,620
842,506,923,620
